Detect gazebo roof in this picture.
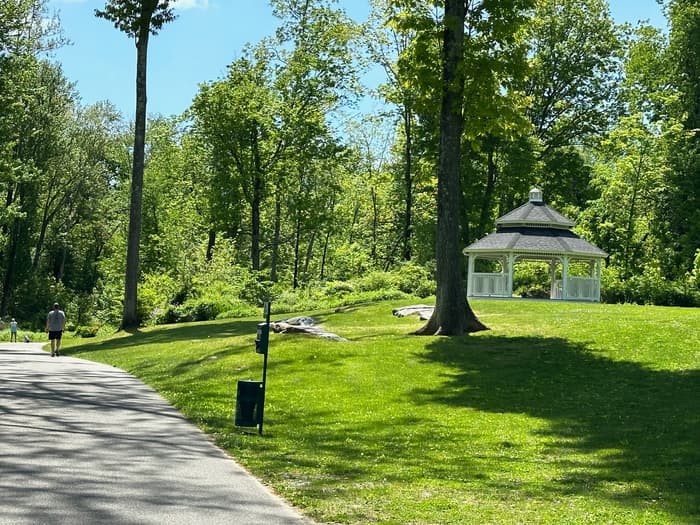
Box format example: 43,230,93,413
464,226,608,258
496,187,574,229
464,188,608,259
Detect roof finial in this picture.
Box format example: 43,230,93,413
529,187,543,203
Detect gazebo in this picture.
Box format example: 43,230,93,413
463,188,608,302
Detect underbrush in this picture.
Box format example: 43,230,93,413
142,262,436,326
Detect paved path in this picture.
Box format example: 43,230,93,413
0,343,313,524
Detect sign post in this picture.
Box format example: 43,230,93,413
235,301,272,434
255,301,271,435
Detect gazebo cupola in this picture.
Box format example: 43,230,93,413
463,188,608,301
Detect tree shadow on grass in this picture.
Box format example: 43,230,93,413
413,335,699,521
69,320,261,354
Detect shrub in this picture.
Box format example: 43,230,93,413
324,281,355,295
356,271,394,292
392,262,435,297
601,265,700,307
75,325,99,338
513,261,551,294
138,273,179,323
154,299,222,324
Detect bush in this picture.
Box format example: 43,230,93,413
138,273,179,324
601,265,700,307
75,325,99,338
154,299,222,324
324,281,355,295
392,262,435,297
356,271,394,292
513,262,551,295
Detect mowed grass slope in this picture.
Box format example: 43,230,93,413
68,300,700,524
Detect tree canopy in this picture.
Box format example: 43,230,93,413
2,0,698,331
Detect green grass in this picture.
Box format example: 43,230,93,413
65,299,700,524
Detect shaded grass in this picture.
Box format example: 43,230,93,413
66,300,700,524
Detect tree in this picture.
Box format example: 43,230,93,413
663,0,700,277
96,0,176,328
415,0,487,336
192,1,358,280
191,46,280,273
0,0,66,316
524,0,624,209
365,0,426,261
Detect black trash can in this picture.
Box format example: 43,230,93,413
235,380,263,427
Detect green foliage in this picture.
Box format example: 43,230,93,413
5,0,700,337
138,272,179,323
513,261,550,296
95,1,177,39
75,325,99,338
391,260,435,297
601,265,700,307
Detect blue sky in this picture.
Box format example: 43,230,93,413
46,0,667,119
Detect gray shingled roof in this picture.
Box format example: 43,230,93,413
464,227,608,258
496,201,575,229
465,189,607,258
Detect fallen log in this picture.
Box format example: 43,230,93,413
270,317,347,342
392,304,434,320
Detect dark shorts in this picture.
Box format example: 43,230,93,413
48,330,63,340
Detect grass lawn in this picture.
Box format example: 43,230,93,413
66,299,700,524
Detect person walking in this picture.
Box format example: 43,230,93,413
9,318,17,342
46,303,66,357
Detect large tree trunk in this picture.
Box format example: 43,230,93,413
416,0,487,336
122,26,150,329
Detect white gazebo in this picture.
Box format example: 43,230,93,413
464,188,608,302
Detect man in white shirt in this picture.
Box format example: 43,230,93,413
46,303,66,357
9,318,17,342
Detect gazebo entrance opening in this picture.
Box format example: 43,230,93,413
464,188,608,302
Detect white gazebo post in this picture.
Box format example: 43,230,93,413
549,259,557,299
506,253,515,298
467,254,475,297
562,256,570,300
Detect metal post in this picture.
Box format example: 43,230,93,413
258,302,271,436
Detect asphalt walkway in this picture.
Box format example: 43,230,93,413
0,342,313,524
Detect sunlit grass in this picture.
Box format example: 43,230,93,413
67,299,700,524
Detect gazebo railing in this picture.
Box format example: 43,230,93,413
553,277,599,301
471,273,509,297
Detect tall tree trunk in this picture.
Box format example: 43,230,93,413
0,221,19,316
292,213,301,289
122,27,150,329
416,0,486,336
303,229,316,281
476,136,497,239
623,150,645,279
251,130,262,272
402,104,414,261
270,195,281,282
205,229,216,261
319,196,335,281
371,187,378,263
320,227,331,280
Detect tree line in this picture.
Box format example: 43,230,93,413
1,0,698,332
